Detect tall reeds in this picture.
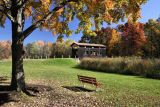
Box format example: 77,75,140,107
79,57,160,79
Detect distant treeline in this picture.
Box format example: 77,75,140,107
0,40,74,59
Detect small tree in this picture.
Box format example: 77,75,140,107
0,0,147,92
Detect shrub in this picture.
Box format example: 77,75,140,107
146,70,160,79
79,57,160,79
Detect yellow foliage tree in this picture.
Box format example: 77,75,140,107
107,29,121,56
0,0,147,93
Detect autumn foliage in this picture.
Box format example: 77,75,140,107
93,27,121,56
25,40,53,58
0,41,11,59
120,22,146,56
80,22,147,57
0,0,148,91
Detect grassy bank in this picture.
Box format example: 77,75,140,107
0,58,160,106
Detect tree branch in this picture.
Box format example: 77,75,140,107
0,9,3,12
20,24,37,42
18,0,30,9
1,0,16,22
1,0,10,9
0,8,16,22
6,13,16,22
21,0,78,41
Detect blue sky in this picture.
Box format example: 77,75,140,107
0,0,160,44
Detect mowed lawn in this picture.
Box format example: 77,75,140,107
0,58,160,106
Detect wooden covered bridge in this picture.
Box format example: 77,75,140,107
71,42,106,58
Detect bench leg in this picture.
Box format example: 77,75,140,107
83,83,85,88
80,81,85,88
95,87,99,92
95,86,102,92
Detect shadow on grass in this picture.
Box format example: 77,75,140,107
0,84,53,106
62,86,95,92
26,84,53,94
135,75,160,80
0,85,18,106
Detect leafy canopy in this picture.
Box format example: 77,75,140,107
0,0,147,37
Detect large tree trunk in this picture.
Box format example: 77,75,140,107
10,0,26,92
11,42,26,91
9,0,74,92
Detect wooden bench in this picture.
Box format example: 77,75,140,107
77,75,102,90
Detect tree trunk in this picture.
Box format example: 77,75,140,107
11,42,26,91
10,0,26,92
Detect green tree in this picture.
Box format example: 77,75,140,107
25,43,39,58
144,19,160,57
25,41,52,58
0,0,147,92
52,39,73,57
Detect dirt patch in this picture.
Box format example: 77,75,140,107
1,79,106,107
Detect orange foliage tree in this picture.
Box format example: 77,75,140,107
120,22,146,56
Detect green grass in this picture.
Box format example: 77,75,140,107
0,58,160,106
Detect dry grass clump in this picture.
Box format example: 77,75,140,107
79,57,160,79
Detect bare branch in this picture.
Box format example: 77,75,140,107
0,7,16,22
6,13,15,22
21,0,78,41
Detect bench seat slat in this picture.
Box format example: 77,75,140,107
79,79,97,84
81,80,96,83
78,78,96,82
78,77,96,80
79,78,96,81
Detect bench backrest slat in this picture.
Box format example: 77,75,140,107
78,75,97,85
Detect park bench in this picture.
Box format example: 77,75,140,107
77,75,102,90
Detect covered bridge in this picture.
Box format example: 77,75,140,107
71,42,106,58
